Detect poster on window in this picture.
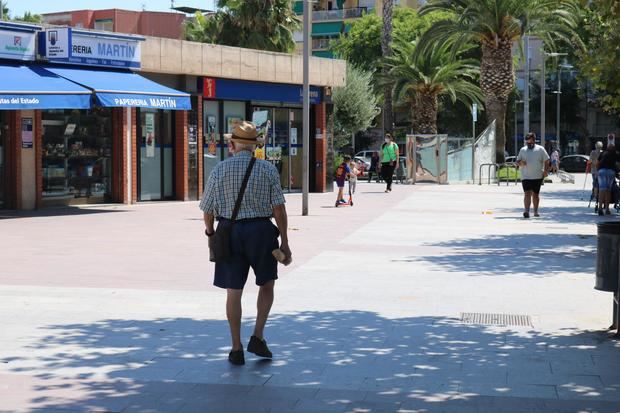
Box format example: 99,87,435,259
21,118,33,149
226,116,242,133
145,113,155,158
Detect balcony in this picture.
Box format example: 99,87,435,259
312,7,367,21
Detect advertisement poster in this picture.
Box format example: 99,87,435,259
207,133,218,157
226,116,242,133
145,113,155,158
21,118,33,149
252,110,270,147
266,146,282,161
206,115,216,134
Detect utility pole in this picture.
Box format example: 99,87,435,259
0,1,4,20
540,47,546,150
302,0,310,216
523,36,530,136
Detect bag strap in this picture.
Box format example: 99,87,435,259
230,157,256,222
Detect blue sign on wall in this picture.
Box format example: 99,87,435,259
39,28,143,69
203,78,322,104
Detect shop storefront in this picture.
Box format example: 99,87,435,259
0,23,191,209
0,111,6,208
201,77,322,192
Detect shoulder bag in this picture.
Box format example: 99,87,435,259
211,157,256,263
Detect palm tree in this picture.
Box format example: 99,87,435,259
381,0,394,135
383,40,483,134
418,0,582,162
186,0,301,53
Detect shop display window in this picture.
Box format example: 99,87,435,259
0,112,6,209
42,108,113,205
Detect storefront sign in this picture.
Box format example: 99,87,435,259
0,29,36,61
203,78,216,98
40,28,142,69
21,118,33,148
145,113,155,158
202,78,322,104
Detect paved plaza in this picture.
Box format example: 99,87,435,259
1,176,620,412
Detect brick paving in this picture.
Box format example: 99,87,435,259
1,176,619,412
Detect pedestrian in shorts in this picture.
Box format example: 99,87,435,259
517,132,550,218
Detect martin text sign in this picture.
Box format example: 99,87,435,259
40,28,142,69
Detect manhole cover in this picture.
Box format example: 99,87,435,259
460,312,532,327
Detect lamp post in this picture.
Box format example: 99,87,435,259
552,62,573,154
541,51,567,152
302,0,316,216
514,99,524,156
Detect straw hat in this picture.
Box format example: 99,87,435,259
225,121,259,144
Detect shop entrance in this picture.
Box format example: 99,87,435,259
138,109,174,201
253,107,303,192
0,112,6,209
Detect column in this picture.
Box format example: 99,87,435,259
175,110,189,201
314,102,328,192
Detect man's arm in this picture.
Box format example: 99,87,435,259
544,159,550,176
203,212,215,235
273,204,292,265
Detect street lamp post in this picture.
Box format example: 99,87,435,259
514,99,524,156
302,0,315,216
553,62,573,154
541,51,567,152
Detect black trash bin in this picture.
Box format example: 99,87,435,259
596,222,620,292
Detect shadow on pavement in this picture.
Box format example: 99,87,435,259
5,311,620,412
0,206,128,220
493,205,612,225
396,234,596,276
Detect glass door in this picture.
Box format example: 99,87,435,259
0,113,5,208
274,108,291,190
139,109,174,201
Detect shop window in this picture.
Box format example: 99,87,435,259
42,108,113,205
0,112,6,209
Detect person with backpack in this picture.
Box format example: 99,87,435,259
380,134,399,192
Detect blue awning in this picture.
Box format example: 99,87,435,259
44,66,191,110
0,64,91,109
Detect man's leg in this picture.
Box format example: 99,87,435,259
533,192,540,214
524,191,532,212
226,288,244,351
254,280,275,340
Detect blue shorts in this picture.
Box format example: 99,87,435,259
214,218,279,290
598,169,616,191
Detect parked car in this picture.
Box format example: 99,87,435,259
353,157,369,176
505,156,517,164
355,151,375,165
560,154,589,173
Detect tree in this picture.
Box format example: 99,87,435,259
184,11,210,43
381,0,394,135
332,65,380,150
418,0,582,163
577,0,620,113
185,0,300,53
13,11,42,23
383,41,483,134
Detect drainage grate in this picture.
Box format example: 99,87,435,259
460,312,532,327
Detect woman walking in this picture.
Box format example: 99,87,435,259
380,134,399,192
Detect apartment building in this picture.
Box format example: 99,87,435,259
293,0,421,57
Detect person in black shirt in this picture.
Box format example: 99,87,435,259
597,144,619,215
368,151,380,182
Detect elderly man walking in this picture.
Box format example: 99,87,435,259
200,121,292,365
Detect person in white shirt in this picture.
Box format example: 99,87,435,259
517,132,550,218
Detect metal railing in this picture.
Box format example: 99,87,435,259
478,163,499,186
312,7,367,21
497,162,520,186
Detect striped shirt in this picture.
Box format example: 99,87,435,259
199,151,285,219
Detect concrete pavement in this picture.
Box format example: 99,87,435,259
1,175,620,412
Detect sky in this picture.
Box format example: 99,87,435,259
5,0,217,17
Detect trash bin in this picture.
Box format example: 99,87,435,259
595,222,620,292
